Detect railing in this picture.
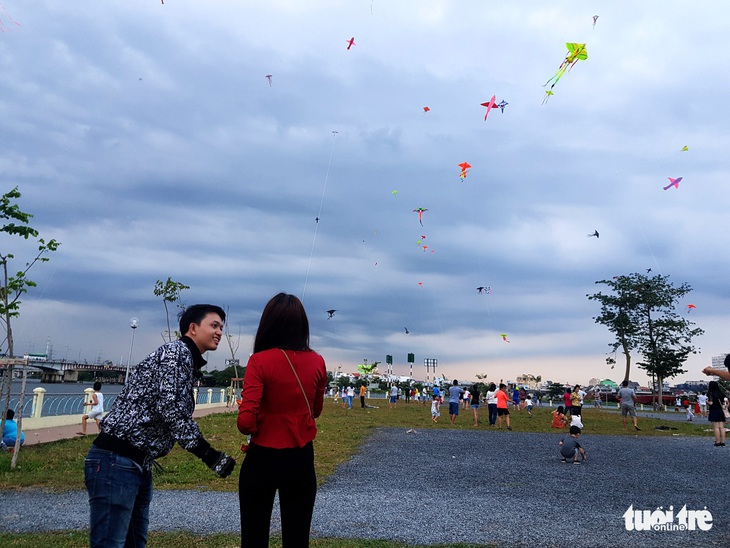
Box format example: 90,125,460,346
4,387,230,430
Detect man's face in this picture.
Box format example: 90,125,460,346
188,313,224,353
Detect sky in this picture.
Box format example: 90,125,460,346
1,1,729,387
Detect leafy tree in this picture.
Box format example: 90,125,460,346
0,187,60,466
588,273,703,398
587,275,643,382
153,277,189,342
547,382,564,400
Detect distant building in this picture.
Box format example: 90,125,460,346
712,354,729,368
516,374,539,389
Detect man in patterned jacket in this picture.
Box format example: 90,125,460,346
84,304,236,548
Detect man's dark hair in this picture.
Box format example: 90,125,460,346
452,379,459,386
622,380,629,387
725,353,730,370
5,409,15,420
179,304,226,336
93,381,102,391
569,425,581,435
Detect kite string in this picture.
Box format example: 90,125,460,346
302,132,338,302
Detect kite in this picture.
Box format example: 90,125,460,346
265,74,273,86
542,90,554,105
358,362,378,375
392,190,398,197
421,245,429,252
681,145,689,151
413,207,428,227
315,217,320,223
646,268,652,273
497,100,508,113
326,309,337,319
543,43,588,97
663,177,682,190
418,282,423,286
587,230,599,238
458,161,472,180
476,286,491,294
346,37,356,50
480,95,498,120
423,106,430,113
404,327,409,334
686,304,696,313
500,333,510,343
592,15,599,29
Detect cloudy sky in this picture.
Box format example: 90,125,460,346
2,1,728,386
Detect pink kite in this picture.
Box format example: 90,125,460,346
346,37,356,50
663,177,682,190
480,95,497,120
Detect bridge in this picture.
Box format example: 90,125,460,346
1,358,130,383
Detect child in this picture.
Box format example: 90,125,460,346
707,381,726,447
570,413,583,429
79,381,104,436
683,397,694,421
431,394,440,423
551,405,568,428
559,425,586,464
525,395,533,417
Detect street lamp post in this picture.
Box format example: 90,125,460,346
125,317,139,383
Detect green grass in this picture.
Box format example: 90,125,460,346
0,400,710,492
0,400,712,546
0,531,487,548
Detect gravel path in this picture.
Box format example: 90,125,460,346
2,428,729,547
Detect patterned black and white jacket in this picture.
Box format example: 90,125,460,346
98,336,208,460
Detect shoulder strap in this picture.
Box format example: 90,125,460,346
280,349,313,419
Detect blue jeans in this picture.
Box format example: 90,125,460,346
84,446,153,548
347,395,353,408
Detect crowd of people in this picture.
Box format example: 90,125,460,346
3,298,729,547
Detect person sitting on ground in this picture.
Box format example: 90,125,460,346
551,405,568,428
1,409,24,451
559,425,586,464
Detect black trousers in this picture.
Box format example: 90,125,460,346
360,395,365,408
239,442,316,548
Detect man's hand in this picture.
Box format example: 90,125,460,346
202,448,236,478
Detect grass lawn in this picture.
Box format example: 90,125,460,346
0,399,712,546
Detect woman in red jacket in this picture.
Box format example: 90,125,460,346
237,293,328,547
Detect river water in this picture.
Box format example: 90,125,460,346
5,379,124,397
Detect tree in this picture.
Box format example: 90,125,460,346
631,275,703,406
587,274,643,382
588,273,703,398
0,187,60,467
153,277,189,342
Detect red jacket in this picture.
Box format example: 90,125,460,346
237,348,327,449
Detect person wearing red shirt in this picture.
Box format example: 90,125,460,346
496,383,512,430
237,293,328,547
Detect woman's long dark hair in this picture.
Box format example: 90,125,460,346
708,381,725,404
253,293,311,353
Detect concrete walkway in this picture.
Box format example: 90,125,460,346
20,405,236,446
